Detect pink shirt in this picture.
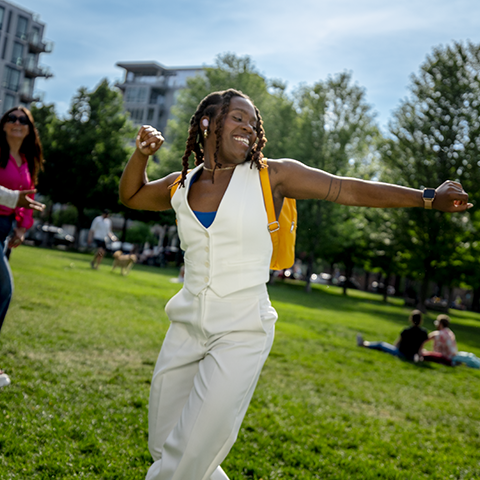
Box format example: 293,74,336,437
433,328,458,360
0,154,34,229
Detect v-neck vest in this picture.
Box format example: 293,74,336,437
171,162,272,297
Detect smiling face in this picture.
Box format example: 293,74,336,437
213,96,258,165
3,109,30,143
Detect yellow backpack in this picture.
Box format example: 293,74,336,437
170,161,297,271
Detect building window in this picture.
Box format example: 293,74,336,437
3,66,21,92
6,10,12,33
147,108,154,121
128,108,144,123
20,77,32,96
11,42,23,66
31,26,40,44
125,86,147,103
25,52,36,71
0,7,5,30
16,15,28,40
1,36,8,60
3,93,16,113
149,90,165,106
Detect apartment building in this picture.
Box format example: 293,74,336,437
0,0,53,114
116,61,204,134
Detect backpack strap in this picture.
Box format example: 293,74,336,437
170,172,189,199
259,161,280,266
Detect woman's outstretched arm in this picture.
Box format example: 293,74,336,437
268,158,472,213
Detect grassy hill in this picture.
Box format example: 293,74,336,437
1,246,479,479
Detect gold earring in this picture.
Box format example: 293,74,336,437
203,129,208,139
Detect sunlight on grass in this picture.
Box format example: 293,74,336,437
1,247,479,479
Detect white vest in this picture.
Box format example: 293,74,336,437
171,162,272,297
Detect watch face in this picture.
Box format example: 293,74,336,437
423,189,435,199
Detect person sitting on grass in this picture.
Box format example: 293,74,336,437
421,314,457,366
356,309,428,361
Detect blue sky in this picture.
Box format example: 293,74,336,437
17,0,480,131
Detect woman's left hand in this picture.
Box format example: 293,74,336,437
434,180,473,212
8,227,26,249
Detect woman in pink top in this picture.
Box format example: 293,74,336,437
421,314,458,366
0,106,44,388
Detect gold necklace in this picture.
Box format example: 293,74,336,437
203,164,236,172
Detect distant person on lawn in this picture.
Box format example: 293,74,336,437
421,314,457,366
357,309,428,361
88,209,117,269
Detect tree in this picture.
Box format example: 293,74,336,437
33,80,136,243
292,72,380,292
383,41,480,307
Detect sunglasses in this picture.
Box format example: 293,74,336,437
6,113,29,125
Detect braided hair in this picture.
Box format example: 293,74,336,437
177,89,267,187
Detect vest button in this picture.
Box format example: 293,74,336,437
204,276,209,283
205,261,210,268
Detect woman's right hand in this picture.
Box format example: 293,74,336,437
136,126,164,156
16,190,46,211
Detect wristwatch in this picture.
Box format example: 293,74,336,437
422,188,436,209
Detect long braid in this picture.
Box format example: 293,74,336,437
249,106,267,170
178,111,203,187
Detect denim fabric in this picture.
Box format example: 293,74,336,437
366,341,402,357
0,215,14,333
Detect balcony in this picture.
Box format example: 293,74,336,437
24,58,53,79
28,32,54,54
19,87,44,104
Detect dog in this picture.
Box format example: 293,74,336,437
112,250,137,276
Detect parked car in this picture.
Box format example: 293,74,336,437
277,268,305,281
106,238,133,253
25,224,75,247
371,281,396,296
310,272,332,284
336,275,361,290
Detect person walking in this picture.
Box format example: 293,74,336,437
119,89,471,480
0,106,44,388
88,209,116,269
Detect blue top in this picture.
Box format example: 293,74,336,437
193,210,216,228
191,169,216,228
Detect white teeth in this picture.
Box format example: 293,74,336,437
234,136,249,146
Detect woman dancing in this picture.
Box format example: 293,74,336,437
119,89,470,480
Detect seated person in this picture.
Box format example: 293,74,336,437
421,314,457,366
357,309,428,361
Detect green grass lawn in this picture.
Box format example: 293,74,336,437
1,246,479,479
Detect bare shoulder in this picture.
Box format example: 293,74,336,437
264,158,302,186
265,158,333,200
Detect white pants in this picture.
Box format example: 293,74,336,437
146,284,277,480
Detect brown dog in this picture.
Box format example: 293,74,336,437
112,250,137,276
